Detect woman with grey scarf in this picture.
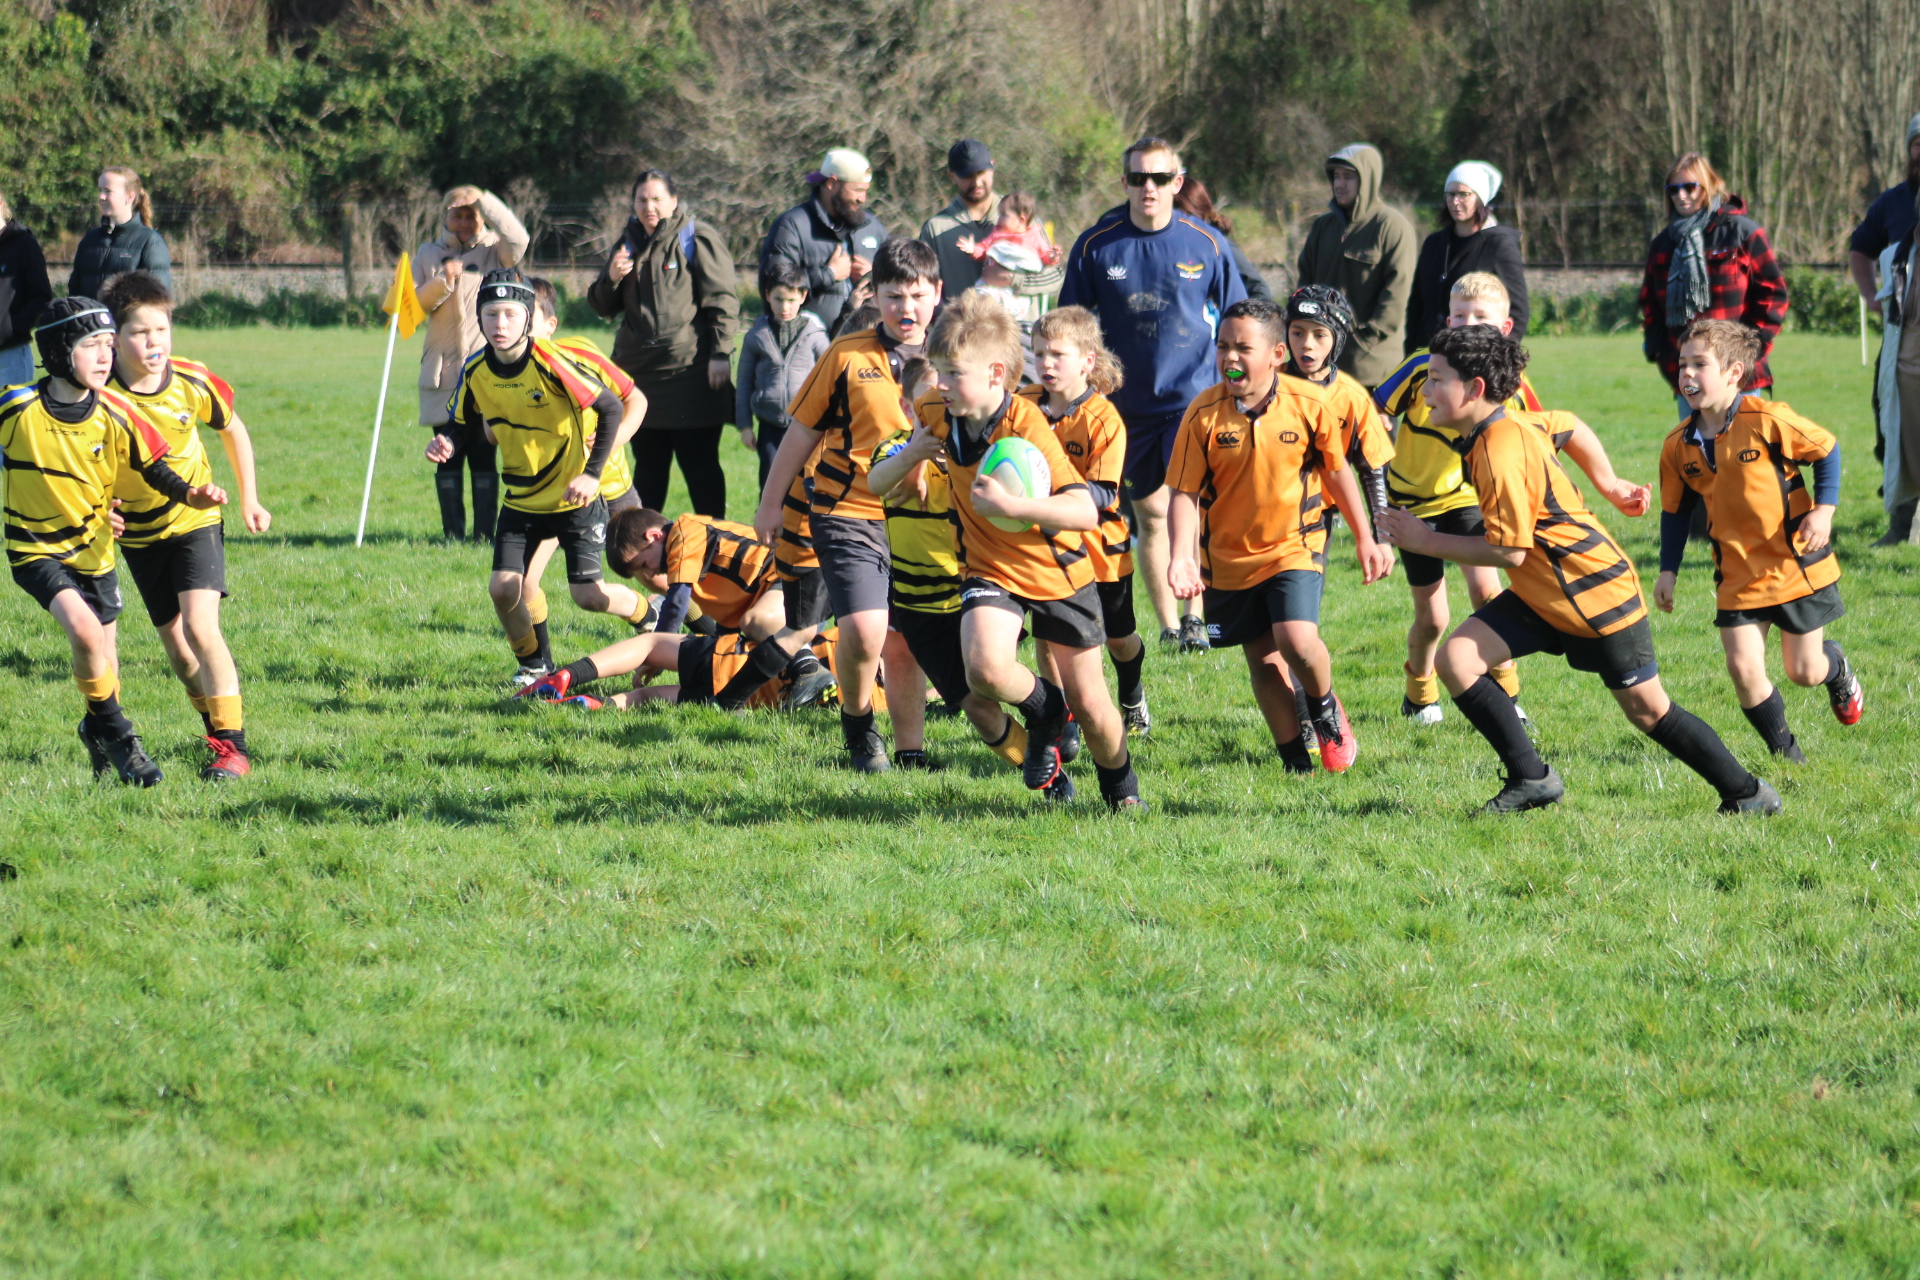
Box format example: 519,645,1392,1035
1637,152,1789,416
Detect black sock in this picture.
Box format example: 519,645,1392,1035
1095,753,1139,803
1453,677,1547,780
1276,736,1314,773
893,749,930,769
470,472,498,541
1305,688,1336,724
688,614,720,638
1111,645,1146,704
85,693,134,738
1822,639,1849,692
559,656,601,687
1015,676,1066,727
714,642,790,710
213,727,249,754
531,620,552,668
1647,702,1758,800
1741,688,1796,755
841,708,876,749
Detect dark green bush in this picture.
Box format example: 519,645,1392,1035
175,290,388,328
1784,266,1878,335
1529,284,1641,337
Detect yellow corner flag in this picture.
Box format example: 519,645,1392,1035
382,252,426,340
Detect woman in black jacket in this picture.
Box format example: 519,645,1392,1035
0,190,52,386
587,169,740,518
1404,161,1528,353
68,168,172,302
1173,176,1271,301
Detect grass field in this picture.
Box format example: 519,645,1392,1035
1,328,1916,1278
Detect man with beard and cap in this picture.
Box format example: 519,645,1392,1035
1295,143,1418,388
1850,111,1920,545
760,149,891,334
1404,160,1529,353
0,297,226,786
918,139,1064,303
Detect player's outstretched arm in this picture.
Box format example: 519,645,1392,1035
217,412,271,532
1166,488,1205,600
1560,417,1650,516
754,425,825,545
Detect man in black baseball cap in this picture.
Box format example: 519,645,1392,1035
918,139,1061,300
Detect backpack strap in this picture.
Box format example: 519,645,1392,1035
679,219,697,264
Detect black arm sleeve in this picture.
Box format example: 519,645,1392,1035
582,386,624,479
1347,441,1389,523
141,457,193,502
1085,480,1119,511
652,583,694,636
1658,499,1694,575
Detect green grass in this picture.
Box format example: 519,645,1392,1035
1,330,1916,1278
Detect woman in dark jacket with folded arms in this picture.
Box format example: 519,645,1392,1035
1404,161,1528,352
588,169,740,518
68,167,172,301
0,189,52,386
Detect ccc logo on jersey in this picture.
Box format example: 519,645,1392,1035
1738,448,1761,464
1684,462,1703,476
1279,430,1301,444
1215,430,1241,448
856,367,885,383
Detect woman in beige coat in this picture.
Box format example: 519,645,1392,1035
414,186,529,541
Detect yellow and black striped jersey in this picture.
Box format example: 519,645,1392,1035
553,337,637,502
1375,351,1542,518
109,357,232,548
448,340,616,513
870,429,963,614
0,384,175,575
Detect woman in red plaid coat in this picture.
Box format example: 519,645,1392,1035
1639,153,1790,405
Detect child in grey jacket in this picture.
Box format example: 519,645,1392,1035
736,263,832,491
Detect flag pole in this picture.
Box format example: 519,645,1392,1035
356,307,402,548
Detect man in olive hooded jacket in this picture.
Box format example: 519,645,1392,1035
1295,144,1417,386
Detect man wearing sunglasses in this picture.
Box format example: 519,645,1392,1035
1295,143,1417,390
1059,136,1247,651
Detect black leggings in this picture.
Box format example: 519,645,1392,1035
632,427,726,518
434,420,498,541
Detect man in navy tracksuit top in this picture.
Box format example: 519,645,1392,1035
1060,136,1246,649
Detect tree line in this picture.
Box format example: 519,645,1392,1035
5,0,1916,267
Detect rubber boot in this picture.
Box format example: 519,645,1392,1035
435,471,466,541
1873,498,1916,547
470,471,499,543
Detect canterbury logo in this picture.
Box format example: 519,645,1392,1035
1684,463,1702,476
856,367,884,382
1738,448,1761,463
1215,431,1241,447
1279,430,1300,444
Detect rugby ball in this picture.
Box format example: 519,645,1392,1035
979,436,1050,532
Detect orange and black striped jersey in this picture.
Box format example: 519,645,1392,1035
775,436,824,579
662,513,774,630
870,429,963,613
1465,408,1646,638
1659,396,1840,611
108,357,232,548
919,391,1094,602
1375,351,1542,518
1018,384,1131,582
553,336,637,502
786,327,915,522
0,384,174,575
449,339,618,513
1165,378,1346,589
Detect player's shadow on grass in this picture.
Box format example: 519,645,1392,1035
257,532,452,550
213,788,525,827
552,778,1046,827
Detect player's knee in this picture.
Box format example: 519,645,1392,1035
1435,636,1481,688
487,575,522,607
1781,649,1823,687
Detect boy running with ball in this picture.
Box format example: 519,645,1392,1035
434,270,646,684
886,292,1142,808
1377,325,1781,815
101,272,269,779
1655,319,1863,760
1166,299,1392,774
0,298,225,785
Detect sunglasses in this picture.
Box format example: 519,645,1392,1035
1666,181,1701,194
1126,171,1181,188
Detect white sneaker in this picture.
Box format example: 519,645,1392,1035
1401,696,1444,726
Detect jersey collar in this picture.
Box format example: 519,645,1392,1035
111,362,172,400
1450,405,1507,456
1037,386,1094,424
484,343,534,379
948,392,1013,468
